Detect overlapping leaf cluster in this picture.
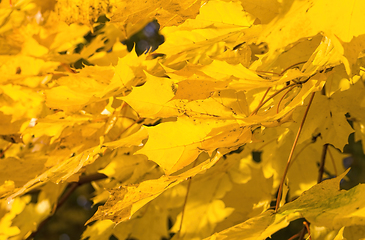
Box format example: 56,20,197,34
1,0,365,239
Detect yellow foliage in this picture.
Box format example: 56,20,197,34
1,0,365,239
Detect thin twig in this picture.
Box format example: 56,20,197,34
27,173,107,195
275,92,316,212
113,117,144,141
255,70,281,76
298,225,307,240
327,146,337,176
277,85,297,113
280,61,307,76
25,173,107,240
255,138,277,151
288,232,301,240
251,83,298,116
318,144,329,183
256,61,307,76
78,173,108,185
179,159,198,237
258,87,271,108
289,142,312,168
26,183,79,240
61,63,76,73
0,142,13,158
300,221,312,240
303,222,312,240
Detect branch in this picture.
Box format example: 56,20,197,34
318,144,329,183
25,173,107,240
78,173,108,185
178,159,198,237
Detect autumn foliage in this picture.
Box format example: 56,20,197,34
2,0,365,239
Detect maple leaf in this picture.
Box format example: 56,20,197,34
137,117,252,174
260,0,365,63
86,152,223,225
157,0,255,64
206,170,365,240
2,0,365,239
121,72,177,118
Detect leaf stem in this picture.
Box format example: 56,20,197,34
327,146,337,176
288,232,301,240
275,92,316,212
280,61,307,76
257,87,271,110
179,159,198,237
112,117,144,141
0,142,13,158
60,63,76,73
299,221,312,240
251,83,298,116
318,144,329,183
276,85,297,113
255,61,307,76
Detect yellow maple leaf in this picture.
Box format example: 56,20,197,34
86,152,222,224
157,0,255,64
260,0,365,63
121,72,177,118
137,117,252,174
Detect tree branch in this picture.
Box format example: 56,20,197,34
318,144,329,184
25,173,107,240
